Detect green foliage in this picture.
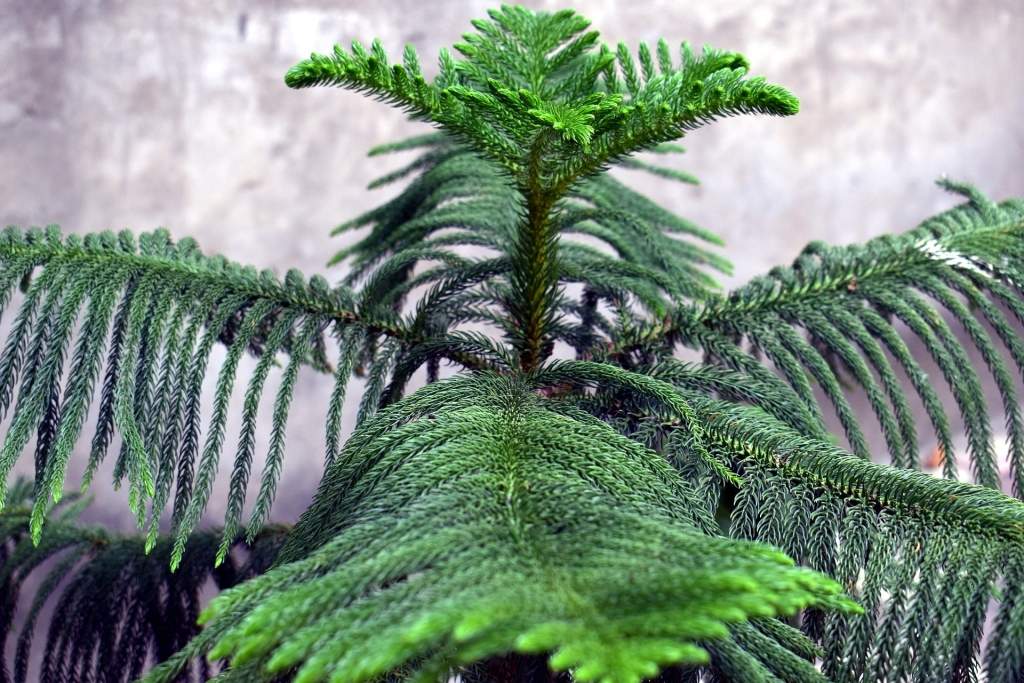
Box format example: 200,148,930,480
284,5,796,191
0,226,375,567
337,135,728,307
546,358,1024,680
285,3,792,370
682,181,1024,493
0,479,286,683
1,4,1023,683
159,374,853,683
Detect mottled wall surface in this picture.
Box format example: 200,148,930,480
1,0,1022,529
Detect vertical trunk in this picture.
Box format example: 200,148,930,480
509,190,558,372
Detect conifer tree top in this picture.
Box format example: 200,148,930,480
284,5,798,193
3,4,1024,683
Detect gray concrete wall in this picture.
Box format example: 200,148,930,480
1,0,1022,525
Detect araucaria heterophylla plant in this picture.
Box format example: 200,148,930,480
2,5,1024,683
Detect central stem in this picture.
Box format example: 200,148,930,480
512,189,558,372
507,130,565,373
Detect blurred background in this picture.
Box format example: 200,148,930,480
1,0,1022,530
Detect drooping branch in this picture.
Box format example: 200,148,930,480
0,227,405,563
613,183,1024,493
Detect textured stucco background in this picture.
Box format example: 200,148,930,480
1,0,1023,529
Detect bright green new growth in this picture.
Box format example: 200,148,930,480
284,5,797,188
2,4,1024,682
